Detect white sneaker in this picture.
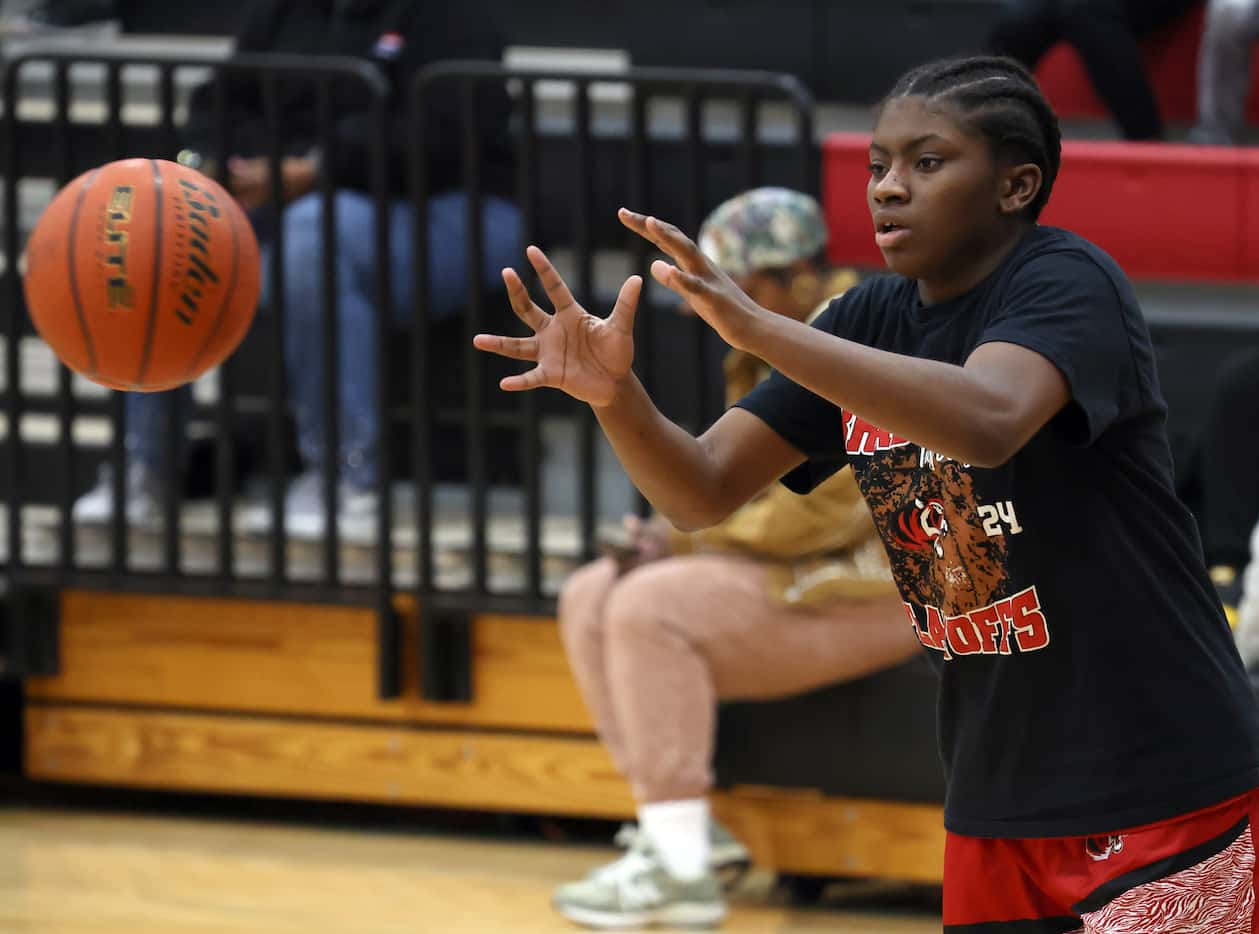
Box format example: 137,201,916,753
605,822,751,892
238,470,378,543
72,463,160,526
554,840,725,930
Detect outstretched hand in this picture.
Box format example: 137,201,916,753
472,245,641,407
617,208,765,349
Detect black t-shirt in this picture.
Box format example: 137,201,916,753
738,226,1259,838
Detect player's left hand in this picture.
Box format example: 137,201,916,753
618,208,769,350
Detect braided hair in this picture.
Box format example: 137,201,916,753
882,56,1062,222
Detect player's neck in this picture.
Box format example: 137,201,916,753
917,223,1033,307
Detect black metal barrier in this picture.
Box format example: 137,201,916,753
0,52,816,701
0,52,401,691
406,62,814,697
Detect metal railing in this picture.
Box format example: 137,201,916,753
0,51,399,686
407,61,815,601
0,52,817,697
404,62,814,699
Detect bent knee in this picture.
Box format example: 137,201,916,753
600,561,698,637
557,558,619,640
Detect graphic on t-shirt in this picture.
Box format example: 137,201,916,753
842,413,1047,658
887,497,948,558
909,586,1050,659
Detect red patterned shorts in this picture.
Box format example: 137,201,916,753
943,788,1259,932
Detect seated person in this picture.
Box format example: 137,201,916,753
550,189,920,930
73,0,521,541
985,0,1199,140
1190,0,1259,145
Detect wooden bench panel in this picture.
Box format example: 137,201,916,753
25,591,592,733
25,704,632,819
25,703,947,883
712,789,944,883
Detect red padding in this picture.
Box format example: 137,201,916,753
1242,147,1259,274
822,132,883,270
1040,141,1247,281
821,132,1257,282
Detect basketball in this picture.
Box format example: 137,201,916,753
22,158,261,392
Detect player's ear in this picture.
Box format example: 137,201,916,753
999,162,1042,216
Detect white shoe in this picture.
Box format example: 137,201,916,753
605,822,751,891
72,463,160,526
238,470,378,543
555,839,725,930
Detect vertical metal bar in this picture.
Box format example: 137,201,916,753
211,68,235,580
739,89,760,190
462,80,488,595
518,77,542,601
684,87,706,433
160,395,180,573
628,85,651,385
410,77,433,597
370,75,397,699
683,88,703,249
3,60,23,572
796,89,817,195
104,60,122,158
263,70,287,586
158,64,177,163
574,79,596,562
52,60,79,573
155,64,181,576
100,61,125,576
317,76,340,585
627,85,652,518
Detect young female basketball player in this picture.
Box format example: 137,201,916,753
475,56,1259,931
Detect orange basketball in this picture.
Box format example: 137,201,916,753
22,158,261,392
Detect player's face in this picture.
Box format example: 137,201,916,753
868,96,1012,303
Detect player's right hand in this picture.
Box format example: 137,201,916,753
473,245,641,408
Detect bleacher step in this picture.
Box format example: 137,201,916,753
0,500,618,594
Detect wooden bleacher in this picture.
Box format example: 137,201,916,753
22,590,948,883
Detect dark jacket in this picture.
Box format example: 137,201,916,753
183,0,514,197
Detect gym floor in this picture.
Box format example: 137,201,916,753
0,805,944,932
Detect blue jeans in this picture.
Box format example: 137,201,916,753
125,189,523,489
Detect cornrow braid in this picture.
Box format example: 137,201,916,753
882,56,1063,221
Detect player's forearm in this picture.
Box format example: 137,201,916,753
592,374,732,530
741,314,1022,468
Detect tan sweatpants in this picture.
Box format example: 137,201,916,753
558,554,920,804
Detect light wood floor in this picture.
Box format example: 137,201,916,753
0,806,942,933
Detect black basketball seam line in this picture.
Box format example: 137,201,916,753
185,184,242,381
134,159,164,388
64,168,102,376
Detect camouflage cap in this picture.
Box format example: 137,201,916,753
697,187,829,279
